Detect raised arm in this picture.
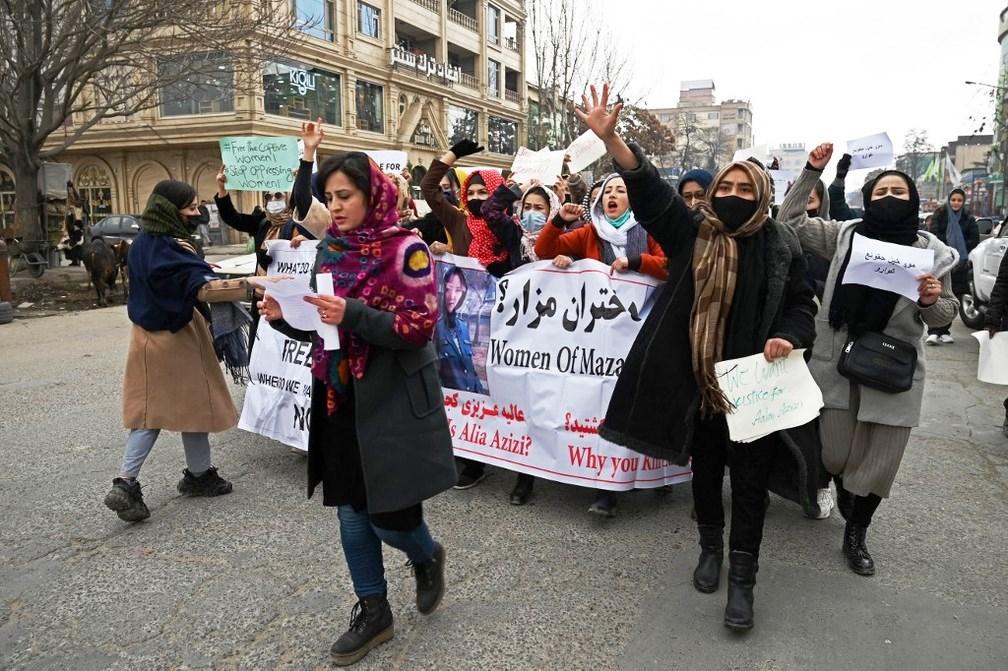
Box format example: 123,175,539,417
828,153,856,221
421,140,483,249
778,143,844,260
213,164,264,235
293,118,324,220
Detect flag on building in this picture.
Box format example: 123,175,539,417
944,154,962,186
918,156,939,182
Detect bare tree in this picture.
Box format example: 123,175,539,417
618,107,675,169
696,126,733,172
0,0,301,239
896,129,934,182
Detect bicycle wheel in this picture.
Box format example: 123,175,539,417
27,253,46,278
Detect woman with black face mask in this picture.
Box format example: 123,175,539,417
778,143,959,579
580,85,819,631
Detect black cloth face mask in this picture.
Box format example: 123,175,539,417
466,198,486,217
712,195,760,232
444,191,459,207
862,196,918,244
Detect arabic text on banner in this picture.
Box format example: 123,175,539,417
435,254,692,490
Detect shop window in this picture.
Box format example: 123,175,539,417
447,104,479,145
488,116,516,155
355,80,384,133
264,61,342,125
75,164,114,220
0,170,14,231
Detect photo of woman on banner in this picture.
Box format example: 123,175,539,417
436,265,487,394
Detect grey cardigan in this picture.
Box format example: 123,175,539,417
778,168,959,428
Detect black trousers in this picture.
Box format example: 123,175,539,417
691,416,783,556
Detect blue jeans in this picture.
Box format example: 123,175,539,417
337,505,436,598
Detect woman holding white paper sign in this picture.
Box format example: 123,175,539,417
580,84,820,631
778,143,958,578
259,152,456,666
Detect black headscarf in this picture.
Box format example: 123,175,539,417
828,170,921,335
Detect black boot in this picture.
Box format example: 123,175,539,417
842,522,875,576
410,542,446,615
330,595,394,666
509,473,534,505
835,479,854,522
723,550,757,630
692,524,724,593
177,467,233,497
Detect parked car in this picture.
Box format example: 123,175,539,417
90,214,205,258
961,224,1008,328
212,252,256,279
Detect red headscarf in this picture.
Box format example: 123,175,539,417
461,169,506,267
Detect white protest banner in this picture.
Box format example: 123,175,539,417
841,233,935,301
432,254,692,490
971,331,1008,385
509,146,566,185
366,150,408,174
566,130,607,173
219,136,299,192
714,349,824,443
239,241,319,451
846,132,894,170
768,169,798,205
732,144,768,164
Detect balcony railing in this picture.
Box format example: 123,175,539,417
459,72,478,89
504,36,520,52
410,0,440,13
448,8,477,31
505,89,520,103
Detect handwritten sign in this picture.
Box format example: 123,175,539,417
510,146,566,185
366,150,408,174
846,132,894,170
565,130,607,173
732,144,769,164
972,331,1008,385
841,233,935,301
714,349,824,443
219,136,299,192
768,169,798,206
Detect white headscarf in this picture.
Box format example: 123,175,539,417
590,173,640,257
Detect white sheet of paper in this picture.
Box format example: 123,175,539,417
565,130,607,173
510,146,566,184
841,233,935,301
732,144,768,164
714,349,824,443
314,273,341,351
768,169,798,205
846,132,894,170
366,150,408,174
248,275,338,350
971,331,1008,385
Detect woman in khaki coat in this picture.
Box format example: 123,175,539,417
104,180,255,523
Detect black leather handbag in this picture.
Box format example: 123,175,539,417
837,332,917,394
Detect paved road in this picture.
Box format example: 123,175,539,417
0,308,1005,670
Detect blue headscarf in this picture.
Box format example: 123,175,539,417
945,188,967,269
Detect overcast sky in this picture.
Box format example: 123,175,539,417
604,0,1004,174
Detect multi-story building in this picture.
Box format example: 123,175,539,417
24,0,527,238
648,80,753,171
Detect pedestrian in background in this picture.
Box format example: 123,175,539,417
677,168,713,208
779,143,959,578
104,179,254,523
926,188,978,345
260,152,455,666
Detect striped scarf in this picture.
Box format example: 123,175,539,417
689,161,771,416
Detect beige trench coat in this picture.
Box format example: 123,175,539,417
122,309,239,432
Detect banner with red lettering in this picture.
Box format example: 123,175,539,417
435,254,692,490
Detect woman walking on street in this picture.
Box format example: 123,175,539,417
104,180,255,522
260,152,456,666
926,188,978,345
583,85,819,630
779,143,959,577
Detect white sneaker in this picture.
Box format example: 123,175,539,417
939,334,955,344
925,334,940,346
813,488,834,519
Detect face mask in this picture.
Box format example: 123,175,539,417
869,195,916,223
266,200,286,214
466,198,485,217
521,210,547,233
444,190,459,207
712,195,760,231
604,209,633,229
806,208,819,217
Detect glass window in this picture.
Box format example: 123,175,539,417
158,52,234,117
0,170,13,230
75,164,113,219
488,116,516,155
294,0,335,41
487,60,500,97
355,80,384,133
487,5,500,44
264,61,342,125
447,105,479,145
358,2,381,39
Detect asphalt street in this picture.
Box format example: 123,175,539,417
0,307,1005,670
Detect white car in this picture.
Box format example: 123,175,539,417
961,226,1008,328
213,253,257,279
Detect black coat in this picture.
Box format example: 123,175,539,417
598,146,822,512
987,249,1008,332
931,205,979,253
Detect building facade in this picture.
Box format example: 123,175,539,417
648,80,754,171
20,0,527,238
768,143,807,172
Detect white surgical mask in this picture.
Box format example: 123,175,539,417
266,200,286,214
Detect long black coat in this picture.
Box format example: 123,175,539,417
598,146,822,512
987,249,1008,332
930,204,979,295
